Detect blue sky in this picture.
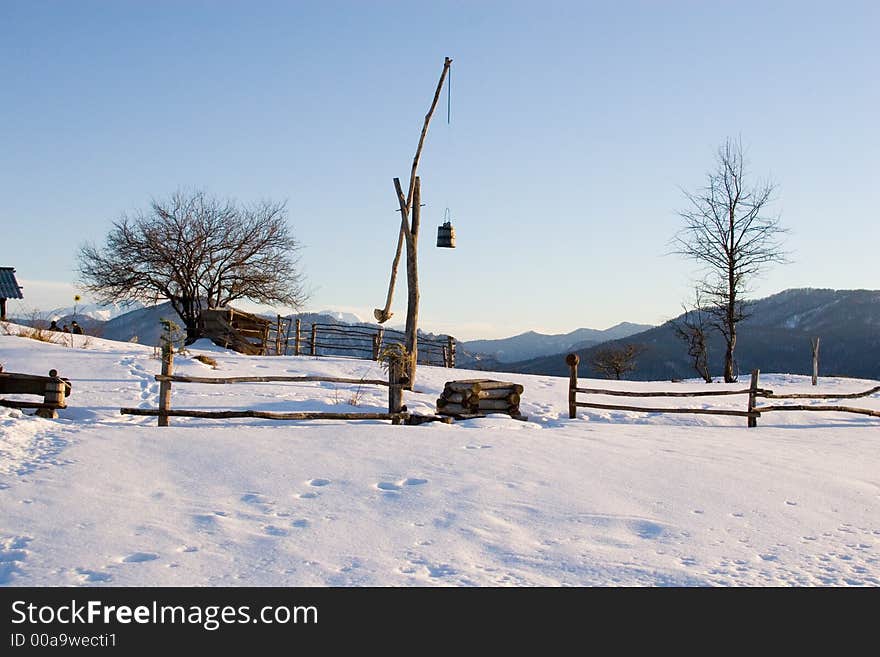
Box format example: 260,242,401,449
1,1,877,339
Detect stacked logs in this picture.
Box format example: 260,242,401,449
436,379,525,419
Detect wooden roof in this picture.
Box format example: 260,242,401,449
0,268,23,299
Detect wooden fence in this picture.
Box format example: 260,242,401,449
120,350,409,426
0,367,71,419
287,320,455,368
565,353,880,427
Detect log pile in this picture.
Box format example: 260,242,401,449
436,379,526,420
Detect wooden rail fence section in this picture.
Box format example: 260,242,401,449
289,321,455,368
565,353,880,427
121,350,409,426
0,368,72,419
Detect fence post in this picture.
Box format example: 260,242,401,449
747,368,760,428
811,337,820,386
447,336,456,368
37,369,65,419
310,324,318,356
388,358,405,425
294,319,301,355
275,315,282,355
158,349,174,427
373,327,384,360
566,353,579,419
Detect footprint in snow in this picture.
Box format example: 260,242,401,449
75,568,112,583
241,492,272,505
122,552,159,563
377,482,401,491
308,479,330,487
298,492,319,499
263,525,289,537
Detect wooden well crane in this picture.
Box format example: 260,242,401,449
374,57,452,388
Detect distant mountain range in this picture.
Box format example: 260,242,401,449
504,289,880,381
458,323,653,366
44,301,145,322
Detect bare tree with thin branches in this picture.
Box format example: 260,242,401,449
673,290,712,383
78,190,307,342
590,343,646,380
672,138,788,382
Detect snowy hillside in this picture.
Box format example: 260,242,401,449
1,327,879,586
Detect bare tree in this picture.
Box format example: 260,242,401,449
78,190,307,342
672,138,787,382
673,290,713,383
590,343,646,380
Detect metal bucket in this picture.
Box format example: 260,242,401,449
437,222,456,248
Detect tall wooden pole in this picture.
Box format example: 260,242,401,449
375,57,453,390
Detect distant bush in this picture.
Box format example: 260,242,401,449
1,315,61,344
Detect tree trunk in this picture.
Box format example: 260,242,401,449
724,211,738,383
404,177,421,388
185,322,200,344
724,323,737,383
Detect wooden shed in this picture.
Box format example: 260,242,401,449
199,307,272,355
0,268,24,321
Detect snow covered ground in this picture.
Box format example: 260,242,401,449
1,328,878,586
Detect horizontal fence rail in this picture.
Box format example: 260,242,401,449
121,350,409,426
752,404,880,418
573,387,772,398
565,353,880,427
759,386,880,400
154,374,391,387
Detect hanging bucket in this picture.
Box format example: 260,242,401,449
437,221,456,248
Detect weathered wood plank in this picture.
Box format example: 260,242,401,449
476,398,520,411
574,402,758,418
761,386,880,400
475,389,522,400
121,408,410,421
444,381,482,394
155,374,390,387
0,399,67,410
756,404,880,418
449,379,523,392
574,387,770,398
